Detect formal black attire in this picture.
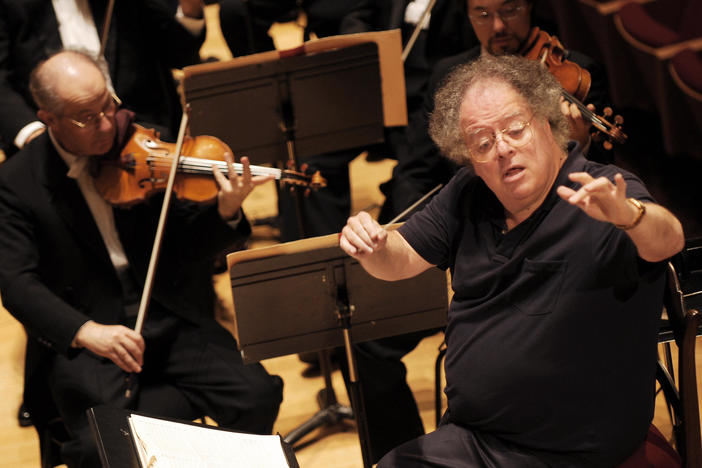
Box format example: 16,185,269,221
379,146,664,467
218,0,381,57
0,0,203,155
0,120,283,467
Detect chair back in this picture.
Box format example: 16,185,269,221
658,262,702,468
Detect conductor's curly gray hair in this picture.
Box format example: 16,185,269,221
428,54,570,166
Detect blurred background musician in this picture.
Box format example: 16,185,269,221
0,0,206,157
218,0,388,242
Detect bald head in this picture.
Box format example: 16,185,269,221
29,50,107,115
30,50,118,157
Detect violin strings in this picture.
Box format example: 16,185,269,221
145,154,283,179
561,91,605,128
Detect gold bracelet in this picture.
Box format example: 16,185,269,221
614,198,646,230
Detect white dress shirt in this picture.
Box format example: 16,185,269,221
51,130,130,273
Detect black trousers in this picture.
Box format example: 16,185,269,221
378,422,581,468
338,329,440,464
47,309,283,468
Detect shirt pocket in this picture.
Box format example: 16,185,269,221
511,259,567,316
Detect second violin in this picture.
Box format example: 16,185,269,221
519,28,627,149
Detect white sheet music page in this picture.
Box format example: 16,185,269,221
128,414,290,467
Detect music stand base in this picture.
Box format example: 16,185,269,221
283,402,354,445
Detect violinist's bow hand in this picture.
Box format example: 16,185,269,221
339,211,388,257
72,321,144,373
213,154,274,220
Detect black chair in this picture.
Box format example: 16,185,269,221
649,262,702,467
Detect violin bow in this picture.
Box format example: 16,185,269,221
99,0,116,58
383,183,442,228
401,0,437,62
124,106,190,397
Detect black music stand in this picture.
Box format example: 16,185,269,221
227,233,448,468
182,42,384,166
183,39,386,235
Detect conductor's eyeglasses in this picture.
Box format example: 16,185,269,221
464,115,534,163
468,1,528,26
67,93,122,129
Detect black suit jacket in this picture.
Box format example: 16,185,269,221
383,0,477,109
0,0,204,154
0,130,249,423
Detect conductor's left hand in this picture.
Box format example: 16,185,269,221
557,172,636,226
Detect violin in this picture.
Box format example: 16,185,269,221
93,124,326,207
519,28,627,149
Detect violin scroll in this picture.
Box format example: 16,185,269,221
282,161,327,196
591,107,627,150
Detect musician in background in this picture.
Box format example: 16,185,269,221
218,0,382,57
341,54,683,467
0,50,283,468
0,0,205,157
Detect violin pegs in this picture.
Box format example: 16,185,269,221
614,115,624,125
603,107,613,118
603,141,613,151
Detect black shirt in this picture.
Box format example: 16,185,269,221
399,148,665,466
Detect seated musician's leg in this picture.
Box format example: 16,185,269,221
47,351,137,468
156,318,283,434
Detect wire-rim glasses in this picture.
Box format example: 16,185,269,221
66,93,122,129
468,1,528,26
464,114,534,163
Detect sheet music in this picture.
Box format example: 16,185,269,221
128,414,290,468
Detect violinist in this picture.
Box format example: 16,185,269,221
0,50,283,468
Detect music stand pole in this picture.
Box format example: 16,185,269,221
277,75,355,448
337,301,373,468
